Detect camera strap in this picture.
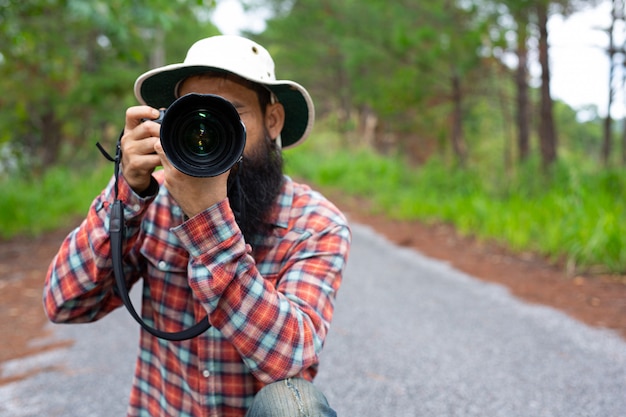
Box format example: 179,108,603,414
97,137,210,341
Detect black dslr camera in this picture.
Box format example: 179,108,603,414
152,93,246,177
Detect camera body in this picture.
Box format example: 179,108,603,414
152,93,246,177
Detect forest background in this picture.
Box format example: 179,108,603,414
1,0,625,277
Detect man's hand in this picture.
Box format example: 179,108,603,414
154,141,229,218
121,106,163,194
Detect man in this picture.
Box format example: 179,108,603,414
44,35,351,417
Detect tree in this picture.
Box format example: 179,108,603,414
537,0,603,169
255,0,489,164
252,0,607,171
486,0,602,169
536,0,558,170
506,0,534,162
602,0,620,166
0,0,219,174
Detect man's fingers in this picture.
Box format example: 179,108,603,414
119,106,163,194
125,106,161,129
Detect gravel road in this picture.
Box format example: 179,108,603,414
1,223,625,416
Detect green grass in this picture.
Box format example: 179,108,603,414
285,130,626,274
2,130,624,274
0,164,112,239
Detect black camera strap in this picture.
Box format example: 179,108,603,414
97,137,210,341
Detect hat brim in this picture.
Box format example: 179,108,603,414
134,64,314,149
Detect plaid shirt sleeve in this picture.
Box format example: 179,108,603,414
43,174,156,323
174,193,350,383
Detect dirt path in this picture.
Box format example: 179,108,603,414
1,192,625,370
0,228,76,367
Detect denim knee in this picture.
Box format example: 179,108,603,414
246,378,337,417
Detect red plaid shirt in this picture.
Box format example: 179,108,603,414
44,171,351,416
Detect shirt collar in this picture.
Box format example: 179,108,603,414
267,175,293,229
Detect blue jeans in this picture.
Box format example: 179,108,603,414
245,378,337,417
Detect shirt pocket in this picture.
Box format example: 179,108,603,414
139,235,194,319
140,234,189,273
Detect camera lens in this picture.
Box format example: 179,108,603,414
180,113,221,158
159,94,246,177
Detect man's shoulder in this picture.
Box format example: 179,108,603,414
286,177,349,230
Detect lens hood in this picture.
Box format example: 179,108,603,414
160,93,246,177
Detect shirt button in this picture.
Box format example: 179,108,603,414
158,261,167,270
132,204,141,212
202,370,211,378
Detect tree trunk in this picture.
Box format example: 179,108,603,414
359,105,378,148
604,0,618,166
39,109,63,168
537,3,557,170
451,72,468,166
622,118,626,165
338,63,352,133
149,28,166,69
515,16,531,162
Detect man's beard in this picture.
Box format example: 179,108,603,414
228,134,284,245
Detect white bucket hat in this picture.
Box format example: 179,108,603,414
134,35,315,148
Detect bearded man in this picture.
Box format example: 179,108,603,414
44,35,351,417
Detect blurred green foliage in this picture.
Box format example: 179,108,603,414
0,0,220,172
284,127,626,274
0,0,623,275
0,163,112,238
